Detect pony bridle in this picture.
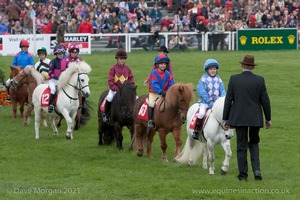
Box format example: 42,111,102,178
12,71,27,87
63,72,89,100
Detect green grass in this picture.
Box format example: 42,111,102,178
0,50,299,200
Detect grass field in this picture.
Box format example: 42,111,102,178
0,50,299,200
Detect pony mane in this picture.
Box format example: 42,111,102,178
211,96,225,122
113,81,136,103
10,66,22,78
24,66,44,85
58,61,92,90
166,83,195,107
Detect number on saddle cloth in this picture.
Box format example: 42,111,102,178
40,88,57,107
137,98,159,121
189,108,210,129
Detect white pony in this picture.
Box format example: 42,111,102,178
32,61,91,140
176,97,234,175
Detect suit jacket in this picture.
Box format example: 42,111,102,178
223,71,271,127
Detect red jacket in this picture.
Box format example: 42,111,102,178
108,63,135,91
78,22,93,34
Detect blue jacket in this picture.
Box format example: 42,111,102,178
149,68,174,94
197,73,226,108
12,51,34,69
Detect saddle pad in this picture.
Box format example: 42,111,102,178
99,96,108,112
138,101,149,121
40,88,57,107
189,109,200,129
189,108,209,129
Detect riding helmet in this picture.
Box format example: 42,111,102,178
154,53,170,65
68,44,80,53
53,45,66,55
204,59,220,71
37,47,47,55
19,40,30,48
115,49,127,59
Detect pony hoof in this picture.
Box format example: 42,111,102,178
137,152,143,157
188,161,194,166
220,169,227,175
66,135,72,140
209,170,215,175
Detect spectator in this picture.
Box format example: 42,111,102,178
149,4,163,25
56,20,65,44
78,16,93,33
92,17,103,34
5,0,21,22
67,18,78,33
119,0,129,12
11,20,23,34
23,6,33,34
0,18,9,35
36,13,47,33
128,0,138,11
160,14,175,31
74,2,83,18
125,18,137,33
195,19,208,50
127,7,137,20
138,0,148,10
118,8,129,27
107,11,121,32
111,2,120,16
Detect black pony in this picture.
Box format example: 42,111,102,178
98,81,137,150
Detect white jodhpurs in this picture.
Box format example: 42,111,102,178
106,89,116,102
6,78,12,88
48,79,58,95
196,103,208,119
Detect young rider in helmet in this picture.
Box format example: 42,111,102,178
66,43,83,65
48,44,67,113
192,59,226,141
102,49,135,123
34,47,51,81
147,53,175,129
143,45,174,86
65,43,87,114
5,39,34,102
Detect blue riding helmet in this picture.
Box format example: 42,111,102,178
53,45,66,55
154,53,170,65
204,59,220,71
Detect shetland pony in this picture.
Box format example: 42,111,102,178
176,97,234,175
98,81,137,150
11,65,44,125
133,83,194,161
32,61,91,139
9,66,28,119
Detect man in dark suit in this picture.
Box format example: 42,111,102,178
222,55,272,181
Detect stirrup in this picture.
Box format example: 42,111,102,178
5,98,11,103
192,130,199,140
48,105,54,113
148,120,155,129
103,114,109,123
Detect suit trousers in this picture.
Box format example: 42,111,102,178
235,126,261,178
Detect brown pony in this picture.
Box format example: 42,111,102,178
9,66,29,119
133,83,195,161
11,65,44,125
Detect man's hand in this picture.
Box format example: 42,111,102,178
222,121,229,131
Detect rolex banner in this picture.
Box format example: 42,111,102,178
237,28,298,50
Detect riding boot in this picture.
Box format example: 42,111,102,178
147,106,155,129
192,118,203,140
48,94,55,113
103,100,111,123
81,96,87,115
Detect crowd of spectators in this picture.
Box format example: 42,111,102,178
0,0,299,50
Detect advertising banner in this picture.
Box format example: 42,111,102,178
0,34,91,56
237,28,298,50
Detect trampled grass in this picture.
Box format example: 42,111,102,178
0,50,299,200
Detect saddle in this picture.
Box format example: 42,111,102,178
189,108,210,130
40,88,58,107
137,98,160,121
